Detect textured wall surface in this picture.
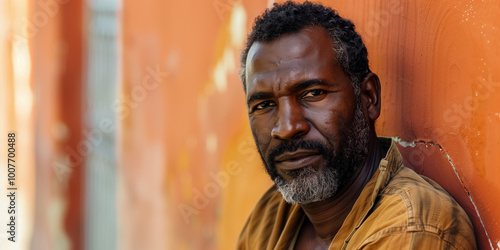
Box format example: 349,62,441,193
31,0,86,249
1,0,498,249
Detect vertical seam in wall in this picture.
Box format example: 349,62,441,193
436,144,493,250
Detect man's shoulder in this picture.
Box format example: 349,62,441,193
237,185,302,249
382,166,465,213
240,184,299,226
383,166,451,198
362,165,476,249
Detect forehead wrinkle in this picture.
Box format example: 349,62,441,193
274,65,305,93
254,66,307,98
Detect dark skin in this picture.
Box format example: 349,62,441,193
245,27,385,249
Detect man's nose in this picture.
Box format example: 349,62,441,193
271,100,310,140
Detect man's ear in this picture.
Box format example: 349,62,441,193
360,72,381,122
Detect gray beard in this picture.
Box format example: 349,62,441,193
273,100,370,205
275,165,339,204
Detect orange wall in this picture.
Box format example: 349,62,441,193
30,0,85,249
120,1,270,249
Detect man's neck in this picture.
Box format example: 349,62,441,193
300,135,386,241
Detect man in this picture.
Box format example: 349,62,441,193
237,1,476,249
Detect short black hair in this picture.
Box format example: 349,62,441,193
240,1,370,94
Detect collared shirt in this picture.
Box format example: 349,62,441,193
237,138,476,249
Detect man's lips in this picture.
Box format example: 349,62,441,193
274,150,321,171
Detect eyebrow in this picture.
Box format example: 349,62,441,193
291,79,331,92
247,92,274,106
246,79,332,106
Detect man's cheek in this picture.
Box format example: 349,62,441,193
252,132,272,156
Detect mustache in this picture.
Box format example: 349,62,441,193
267,140,331,164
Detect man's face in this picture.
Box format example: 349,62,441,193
245,27,370,204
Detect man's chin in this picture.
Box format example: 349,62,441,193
274,166,339,205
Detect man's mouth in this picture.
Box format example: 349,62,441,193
274,150,321,171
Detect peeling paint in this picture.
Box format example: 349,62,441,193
393,136,417,147
394,137,494,249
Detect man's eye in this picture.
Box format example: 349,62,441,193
255,101,275,110
303,89,325,98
